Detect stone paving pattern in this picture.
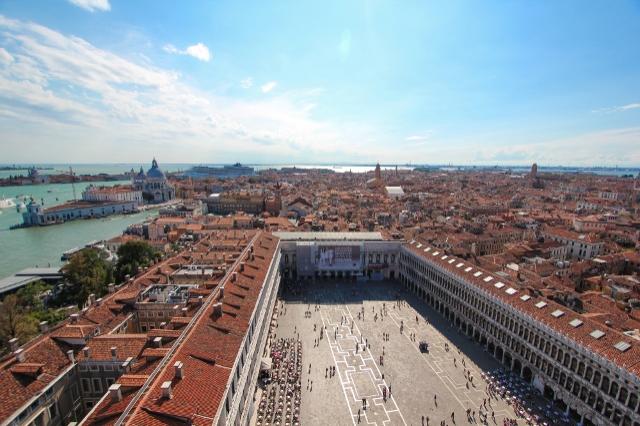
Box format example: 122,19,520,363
271,280,528,426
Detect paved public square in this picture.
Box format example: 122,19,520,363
268,279,550,426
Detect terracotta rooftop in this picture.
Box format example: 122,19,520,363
405,240,640,378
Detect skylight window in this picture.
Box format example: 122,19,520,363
465,267,473,272
614,341,631,352
569,319,583,328
410,240,415,245
456,263,464,268
590,330,605,339
505,288,517,295
494,282,505,289
425,247,431,252
473,271,482,277
448,259,455,264
535,301,547,309
551,310,564,318
484,276,493,282
432,251,440,256
520,295,531,301
441,255,448,260
416,243,422,248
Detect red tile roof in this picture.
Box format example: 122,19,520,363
405,241,640,378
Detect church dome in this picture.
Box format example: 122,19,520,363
146,158,166,179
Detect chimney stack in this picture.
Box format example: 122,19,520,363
161,381,173,399
96,297,103,306
39,321,49,333
174,361,184,379
212,303,223,319
70,313,79,324
14,348,25,363
231,272,237,282
109,383,122,402
121,357,133,372
110,346,118,360
89,293,96,305
67,350,75,363
9,337,19,352
240,262,245,272
153,337,163,348
82,346,91,358
108,283,115,293
181,307,188,316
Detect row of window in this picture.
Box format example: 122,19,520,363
399,249,640,424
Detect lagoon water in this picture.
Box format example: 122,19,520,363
0,180,157,278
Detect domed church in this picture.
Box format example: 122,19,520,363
132,158,176,203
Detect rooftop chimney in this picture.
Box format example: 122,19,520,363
121,357,133,372
39,321,49,333
82,346,91,358
153,337,163,348
161,381,173,399
110,346,118,360
14,348,25,363
67,350,75,363
240,262,245,273
212,303,223,319
108,283,115,293
70,313,79,324
89,293,96,305
174,361,184,379
9,337,19,352
231,272,237,282
181,307,188,316
159,321,167,329
109,383,122,402
96,297,103,306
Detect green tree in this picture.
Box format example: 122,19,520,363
0,294,39,350
115,241,159,282
16,280,52,310
62,248,113,307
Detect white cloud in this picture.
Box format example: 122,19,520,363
240,77,253,89
185,43,211,62
163,42,211,62
261,81,277,93
67,0,110,12
0,47,13,64
592,102,640,114
0,15,373,163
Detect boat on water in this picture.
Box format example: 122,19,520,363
0,196,16,209
16,201,27,212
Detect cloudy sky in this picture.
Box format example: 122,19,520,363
0,0,639,166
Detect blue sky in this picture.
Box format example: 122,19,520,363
0,0,639,166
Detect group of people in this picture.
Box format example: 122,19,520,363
256,338,302,426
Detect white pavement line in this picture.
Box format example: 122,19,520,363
323,305,406,426
344,304,408,426
320,309,358,426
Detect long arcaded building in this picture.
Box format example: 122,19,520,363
400,239,640,426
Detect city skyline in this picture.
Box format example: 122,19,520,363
1,0,640,165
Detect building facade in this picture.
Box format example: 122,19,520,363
132,159,176,204
399,240,640,426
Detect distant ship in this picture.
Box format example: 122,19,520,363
182,163,255,179
0,196,16,209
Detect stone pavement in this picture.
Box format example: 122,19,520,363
268,280,531,426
